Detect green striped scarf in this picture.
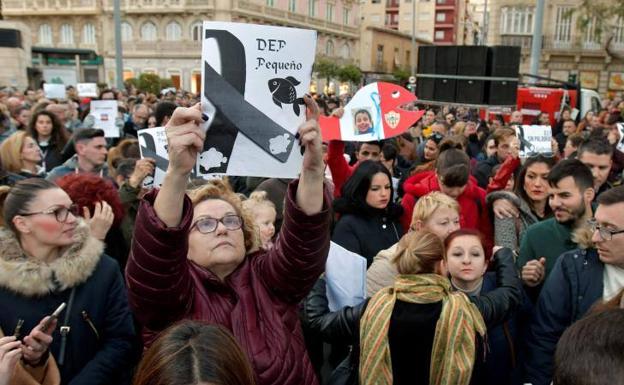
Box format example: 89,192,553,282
359,274,486,385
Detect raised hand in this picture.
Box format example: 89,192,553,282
129,157,156,188
296,95,325,215
84,201,114,240
165,103,206,176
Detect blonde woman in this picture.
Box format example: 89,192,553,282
367,191,460,296
0,131,45,179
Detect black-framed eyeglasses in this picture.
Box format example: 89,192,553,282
19,204,80,223
191,214,243,234
587,219,624,241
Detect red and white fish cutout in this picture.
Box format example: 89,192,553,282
319,82,425,141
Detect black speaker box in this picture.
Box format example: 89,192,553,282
433,46,458,102
416,46,436,100
486,46,521,105
456,46,488,104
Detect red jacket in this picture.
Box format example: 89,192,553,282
327,140,357,198
126,181,331,385
486,155,521,193
401,171,494,250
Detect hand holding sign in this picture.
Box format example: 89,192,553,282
299,95,323,175
165,103,207,176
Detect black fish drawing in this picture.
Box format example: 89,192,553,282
268,76,305,116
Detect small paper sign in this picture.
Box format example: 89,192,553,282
515,125,553,157
90,100,119,138
138,126,169,188
77,83,98,97
43,84,66,99
616,123,624,153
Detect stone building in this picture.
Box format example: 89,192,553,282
486,0,624,95
2,0,360,91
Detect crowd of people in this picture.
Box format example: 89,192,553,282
0,83,623,385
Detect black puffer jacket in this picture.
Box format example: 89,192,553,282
332,199,404,267
302,248,522,385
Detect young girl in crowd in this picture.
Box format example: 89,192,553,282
26,111,68,172
332,160,404,266
242,191,277,250
444,229,528,385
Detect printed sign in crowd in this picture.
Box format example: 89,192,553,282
514,125,553,157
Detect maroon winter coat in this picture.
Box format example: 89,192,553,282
125,181,331,385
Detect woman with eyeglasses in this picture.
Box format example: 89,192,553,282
0,178,138,385
126,99,331,385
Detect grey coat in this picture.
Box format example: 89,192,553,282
486,190,539,253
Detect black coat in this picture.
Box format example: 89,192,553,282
0,225,139,385
332,211,403,267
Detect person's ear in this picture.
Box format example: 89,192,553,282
411,219,425,231
75,142,84,155
12,216,31,234
436,260,448,276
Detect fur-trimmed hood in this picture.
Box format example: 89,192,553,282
572,225,595,250
0,221,103,297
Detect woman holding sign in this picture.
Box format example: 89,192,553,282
126,97,331,385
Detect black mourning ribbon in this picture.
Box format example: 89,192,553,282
202,29,295,172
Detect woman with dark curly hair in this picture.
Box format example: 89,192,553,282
56,173,129,269
27,110,68,172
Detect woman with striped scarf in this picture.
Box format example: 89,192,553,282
303,230,522,385
359,230,485,385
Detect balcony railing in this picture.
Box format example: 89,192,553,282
541,35,621,52
3,0,98,13
101,0,214,10
119,40,202,55
234,0,359,36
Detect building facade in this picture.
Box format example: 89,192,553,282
486,0,624,95
2,0,360,92
359,0,436,42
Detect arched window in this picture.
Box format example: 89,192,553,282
121,22,133,42
191,22,203,41
82,23,96,44
38,24,52,45
325,39,334,56
165,21,182,41
60,24,74,45
141,22,157,41
341,43,350,58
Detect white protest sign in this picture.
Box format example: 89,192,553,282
77,83,98,97
137,126,224,188
43,84,66,99
90,100,119,138
200,22,317,178
514,125,553,157
617,123,624,153
325,241,367,312
137,126,168,188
